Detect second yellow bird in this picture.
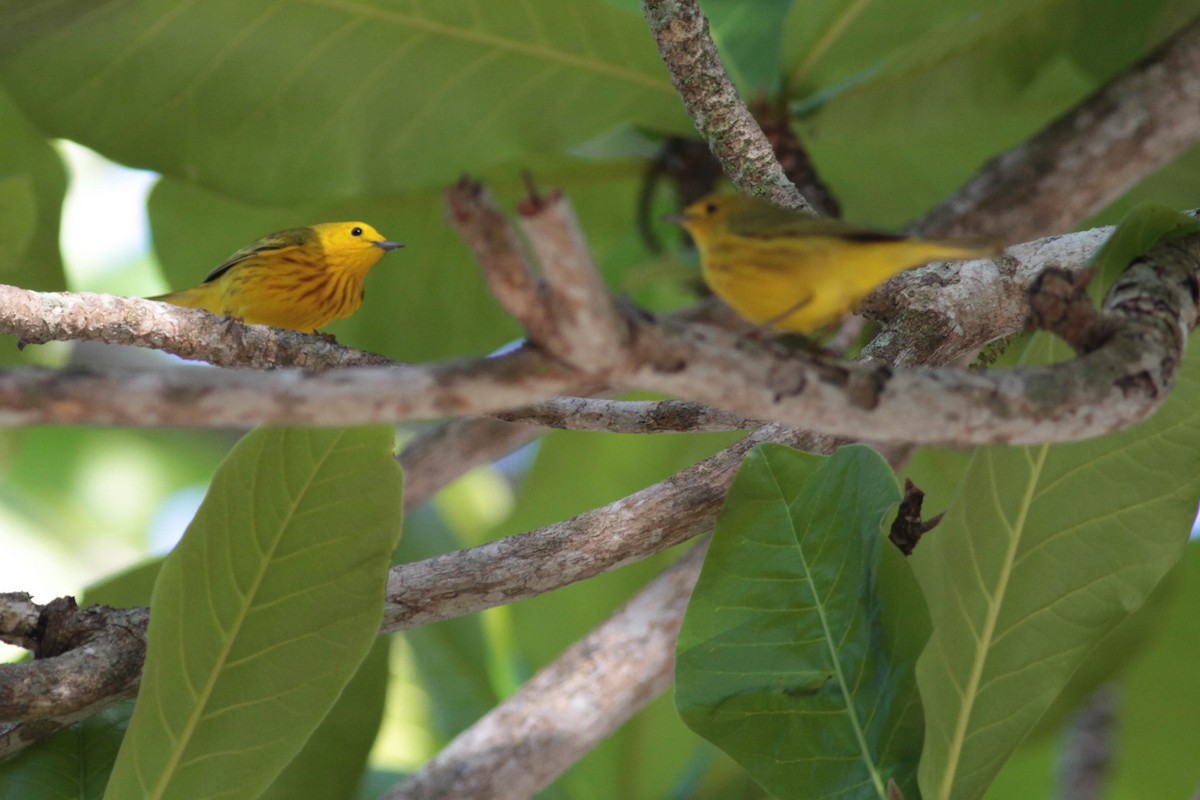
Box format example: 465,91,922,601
152,222,403,332
673,194,1004,334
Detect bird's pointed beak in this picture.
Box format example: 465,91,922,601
661,211,689,225
372,240,404,251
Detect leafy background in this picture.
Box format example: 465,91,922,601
1,0,1199,798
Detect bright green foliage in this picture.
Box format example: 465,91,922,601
102,426,403,800
499,427,742,800
677,444,927,800
1106,541,1200,800
259,640,392,800
0,175,36,274
83,540,392,800
0,702,133,800
1087,202,1200,302
397,505,499,743
0,87,66,348
781,0,1198,225
0,1,1197,798
914,328,1200,800
0,1,684,205
705,0,795,94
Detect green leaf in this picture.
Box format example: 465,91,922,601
103,425,403,800
1104,540,1200,800
0,174,36,272
676,444,926,800
259,639,391,800
1086,202,1200,302
83,544,394,800
0,86,66,305
397,505,498,743
705,0,793,94
914,334,1200,800
0,1,683,205
82,558,163,608
778,0,1181,226
499,426,741,800
0,701,133,800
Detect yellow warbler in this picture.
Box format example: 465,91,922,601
151,222,403,332
672,194,1004,334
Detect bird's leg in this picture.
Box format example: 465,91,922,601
219,314,253,351
313,331,339,344
744,295,814,342
761,295,813,329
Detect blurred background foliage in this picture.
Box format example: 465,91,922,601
0,0,1198,797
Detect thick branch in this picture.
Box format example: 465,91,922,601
864,227,1112,366
0,226,1192,446
0,597,147,723
384,424,818,631
443,180,555,341
383,541,708,800
914,16,1200,242
517,188,631,367
641,0,808,211
0,286,392,370
494,396,762,433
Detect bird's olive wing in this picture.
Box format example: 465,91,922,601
727,204,905,243
201,227,317,284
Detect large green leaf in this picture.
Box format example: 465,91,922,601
0,84,66,356
676,444,926,800
914,334,1200,800
778,0,1196,225
0,86,65,293
84,523,392,800
397,505,498,744
497,426,740,800
103,425,403,800
0,1,683,205
0,174,36,273
1105,541,1200,800
0,702,133,800
705,0,794,94
259,639,391,800
1085,202,1200,303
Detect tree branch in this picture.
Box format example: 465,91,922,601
641,0,808,211
0,222,1192,447
383,540,708,800
0,595,147,758
384,423,818,631
863,227,1114,366
913,16,1200,243
0,286,394,370
493,397,762,433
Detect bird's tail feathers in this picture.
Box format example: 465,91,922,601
148,285,222,314
926,235,1006,261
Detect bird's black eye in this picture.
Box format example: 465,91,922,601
351,226,363,237
705,203,718,215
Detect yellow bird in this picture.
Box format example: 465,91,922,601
151,222,403,332
672,194,1004,334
